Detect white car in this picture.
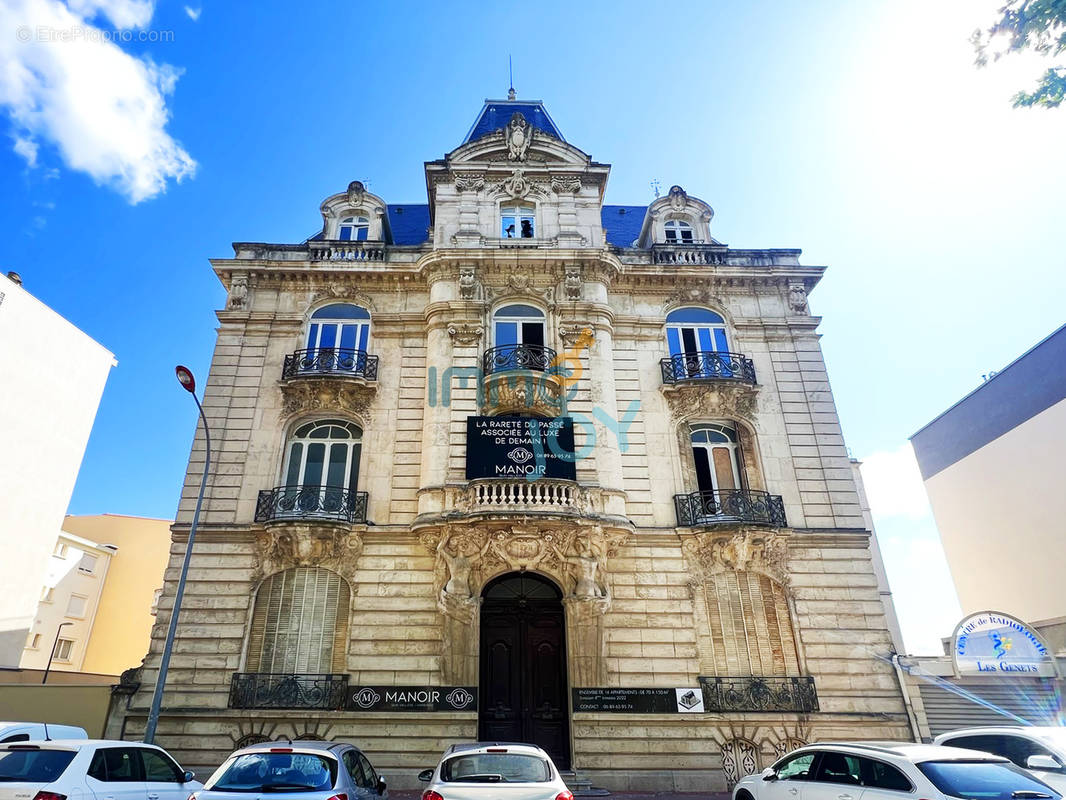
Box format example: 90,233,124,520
732,741,1061,800
0,739,202,800
0,724,87,745
417,742,573,800
934,727,1066,793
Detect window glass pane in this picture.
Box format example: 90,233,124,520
666,308,725,324
502,215,516,238
0,750,77,782
338,226,352,241
326,444,348,488
681,227,694,242
665,228,677,241
358,754,377,786
312,304,370,320
101,748,142,782
348,444,362,492
816,753,862,785
357,324,369,352
141,750,180,782
211,752,337,792
495,321,518,347
667,328,682,356
497,304,543,317
318,324,337,350
861,758,912,792
681,327,698,355
308,425,331,439
713,328,729,352
306,323,319,350
520,217,534,238
78,553,97,572
286,443,303,486
775,753,815,780
339,324,357,352
521,322,545,346
304,444,325,486
66,594,87,617
56,639,73,660
697,327,714,352
918,761,1056,800
356,226,368,241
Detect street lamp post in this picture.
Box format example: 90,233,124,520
42,621,74,684
143,366,211,745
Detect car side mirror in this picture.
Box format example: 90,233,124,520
762,767,778,781
1027,755,1061,771
375,775,386,795
417,769,434,782
183,771,196,783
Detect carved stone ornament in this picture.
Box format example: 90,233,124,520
662,383,758,422
346,180,366,206
226,275,249,310
280,380,374,420
681,530,790,587
788,281,809,315
484,275,554,306
253,524,364,584
502,168,535,198
507,112,532,161
551,176,581,194
309,285,375,311
564,266,582,300
665,285,724,311
559,323,594,348
446,324,484,346
458,265,479,300
668,184,688,212
454,173,485,193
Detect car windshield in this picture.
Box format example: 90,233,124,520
1035,731,1066,753
0,749,77,782
208,752,337,792
441,753,550,783
918,760,1061,800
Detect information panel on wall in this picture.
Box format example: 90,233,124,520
346,686,477,712
572,687,705,713
466,416,576,481
952,611,1058,677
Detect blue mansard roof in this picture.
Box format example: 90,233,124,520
463,99,565,144
601,205,647,248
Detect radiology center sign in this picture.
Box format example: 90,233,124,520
952,611,1058,677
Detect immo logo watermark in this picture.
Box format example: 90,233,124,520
427,327,640,479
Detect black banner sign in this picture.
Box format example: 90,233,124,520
346,685,477,712
572,687,705,713
466,416,576,481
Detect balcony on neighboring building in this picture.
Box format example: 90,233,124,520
229,673,348,710
660,351,756,386
674,489,787,528
281,348,379,381
254,485,368,525
699,675,818,712
651,242,727,266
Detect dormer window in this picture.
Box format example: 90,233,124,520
664,220,694,243
338,216,369,241
501,206,535,239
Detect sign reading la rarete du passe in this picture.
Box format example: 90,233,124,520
465,416,576,481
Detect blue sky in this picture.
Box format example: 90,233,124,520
2,0,1063,654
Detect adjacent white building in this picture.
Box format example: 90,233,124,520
0,272,115,667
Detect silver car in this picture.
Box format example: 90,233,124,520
417,742,572,800
193,741,386,800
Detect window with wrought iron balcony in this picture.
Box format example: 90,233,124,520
660,307,756,387
281,303,379,382
481,303,566,418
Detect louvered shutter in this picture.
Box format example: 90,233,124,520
705,571,800,676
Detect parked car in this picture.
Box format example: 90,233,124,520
193,740,386,800
0,723,87,744
732,741,1061,800
417,742,572,800
934,727,1066,793
0,738,201,800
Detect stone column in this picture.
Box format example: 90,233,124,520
417,273,456,517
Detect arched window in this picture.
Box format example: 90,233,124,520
307,303,370,356
488,304,550,372
246,567,350,673
281,419,363,514
691,423,742,499
338,216,369,241
501,206,535,239
666,307,731,379
664,219,695,243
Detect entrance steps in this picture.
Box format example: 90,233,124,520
561,770,611,796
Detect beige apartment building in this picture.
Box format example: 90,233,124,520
21,514,172,676
112,97,912,791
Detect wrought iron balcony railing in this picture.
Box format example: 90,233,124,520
651,243,727,265
255,485,368,524
483,343,557,375
699,676,818,712
281,348,379,381
674,489,787,528
660,351,756,385
229,673,348,710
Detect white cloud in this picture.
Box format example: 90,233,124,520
183,5,199,21
859,443,933,519
13,134,37,166
0,0,196,203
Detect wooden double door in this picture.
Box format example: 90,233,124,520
479,573,570,770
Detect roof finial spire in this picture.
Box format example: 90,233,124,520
508,55,516,100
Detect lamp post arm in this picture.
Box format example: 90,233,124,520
143,392,210,744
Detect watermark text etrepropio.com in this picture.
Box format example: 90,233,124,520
17,26,176,44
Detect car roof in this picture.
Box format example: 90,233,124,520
936,727,1063,738
802,741,1011,763
236,740,350,755
443,742,550,758
0,739,162,750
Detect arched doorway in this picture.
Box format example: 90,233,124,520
479,572,570,769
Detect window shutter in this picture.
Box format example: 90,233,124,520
705,571,800,676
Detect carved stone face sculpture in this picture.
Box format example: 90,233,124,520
507,113,531,161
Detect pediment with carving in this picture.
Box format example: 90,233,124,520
680,529,790,587
252,524,364,584
661,382,759,423
280,378,375,422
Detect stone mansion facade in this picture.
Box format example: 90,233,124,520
110,97,912,792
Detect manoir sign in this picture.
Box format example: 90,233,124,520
465,416,576,481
